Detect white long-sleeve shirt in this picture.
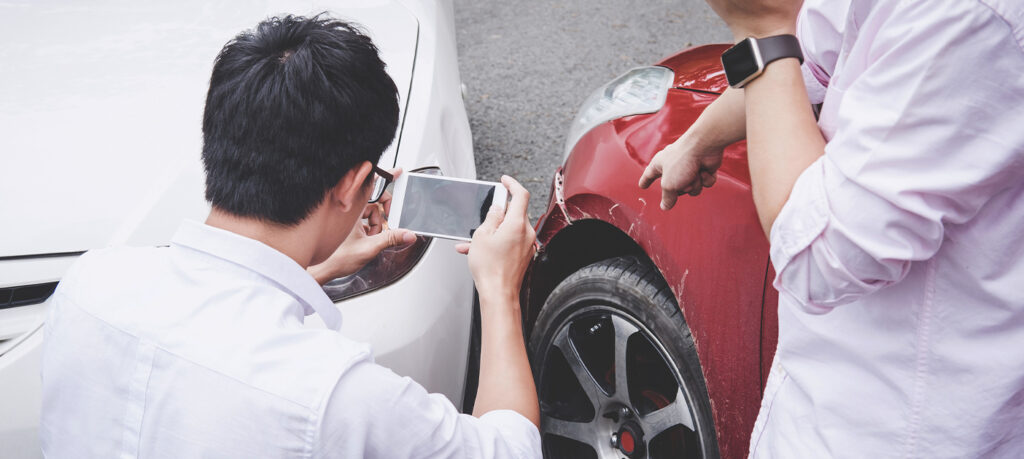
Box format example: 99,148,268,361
40,220,540,458
750,0,1024,457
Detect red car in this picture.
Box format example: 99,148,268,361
524,44,777,459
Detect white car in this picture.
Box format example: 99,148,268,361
0,1,478,456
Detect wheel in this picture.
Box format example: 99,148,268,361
529,256,718,459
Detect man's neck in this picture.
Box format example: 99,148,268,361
205,209,318,268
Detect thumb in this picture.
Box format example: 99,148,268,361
476,205,504,235
372,228,417,251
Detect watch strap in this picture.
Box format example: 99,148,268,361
757,34,803,67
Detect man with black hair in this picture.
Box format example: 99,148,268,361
40,15,541,458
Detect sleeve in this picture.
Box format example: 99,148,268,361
796,0,851,104
315,359,540,459
770,0,1024,313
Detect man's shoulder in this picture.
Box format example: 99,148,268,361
57,246,167,299
54,245,374,410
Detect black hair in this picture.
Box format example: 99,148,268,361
201,14,399,225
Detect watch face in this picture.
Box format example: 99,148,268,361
722,39,760,87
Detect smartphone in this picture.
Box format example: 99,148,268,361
387,172,508,241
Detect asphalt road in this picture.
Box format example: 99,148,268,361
453,0,731,220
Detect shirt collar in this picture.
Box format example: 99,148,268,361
170,220,343,330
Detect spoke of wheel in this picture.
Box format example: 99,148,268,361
541,416,594,444
609,315,639,401
641,388,694,436
553,326,606,407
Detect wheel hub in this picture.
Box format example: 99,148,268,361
615,421,645,457
607,407,645,457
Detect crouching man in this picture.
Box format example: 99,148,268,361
40,15,540,458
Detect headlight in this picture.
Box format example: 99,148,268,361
564,66,675,160
322,167,440,302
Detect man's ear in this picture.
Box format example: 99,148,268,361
331,161,374,212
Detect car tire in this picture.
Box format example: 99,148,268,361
529,256,719,459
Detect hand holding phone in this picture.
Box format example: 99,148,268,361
455,176,535,301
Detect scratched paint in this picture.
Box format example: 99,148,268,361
529,43,775,459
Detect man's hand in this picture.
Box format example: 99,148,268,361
456,175,541,427
639,132,725,210
705,0,802,39
454,176,535,302
307,168,417,285
638,86,746,210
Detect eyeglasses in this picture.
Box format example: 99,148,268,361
368,164,394,204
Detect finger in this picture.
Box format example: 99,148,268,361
661,187,679,210
374,228,417,251
476,205,504,235
687,186,702,197
638,160,662,189
454,242,471,255
677,179,697,195
380,168,402,215
700,170,717,188
500,175,530,225
361,204,376,220
367,203,384,228
379,190,394,216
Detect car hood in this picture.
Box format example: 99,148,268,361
0,0,417,258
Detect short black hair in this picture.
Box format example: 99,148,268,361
202,14,399,225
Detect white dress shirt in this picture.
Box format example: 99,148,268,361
40,220,540,458
750,0,1024,457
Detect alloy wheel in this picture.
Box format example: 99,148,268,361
538,305,706,458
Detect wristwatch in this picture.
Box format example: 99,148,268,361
720,35,804,88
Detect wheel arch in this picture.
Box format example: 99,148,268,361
525,218,662,336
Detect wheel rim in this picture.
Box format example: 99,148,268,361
538,305,707,459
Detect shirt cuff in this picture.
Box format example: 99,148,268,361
479,410,541,459
770,158,830,267
801,62,829,105
769,157,831,313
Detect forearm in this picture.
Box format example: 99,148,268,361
307,264,333,285
744,58,825,237
472,291,540,427
690,86,746,147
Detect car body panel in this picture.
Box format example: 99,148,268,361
0,1,475,457
659,44,730,94
0,0,417,258
531,45,775,458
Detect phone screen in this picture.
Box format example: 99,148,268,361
398,175,497,239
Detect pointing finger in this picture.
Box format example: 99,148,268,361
639,161,662,189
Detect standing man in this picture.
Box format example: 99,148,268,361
40,15,540,458
641,0,1024,456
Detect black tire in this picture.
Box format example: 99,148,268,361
529,256,718,459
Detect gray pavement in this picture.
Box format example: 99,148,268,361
453,0,731,220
